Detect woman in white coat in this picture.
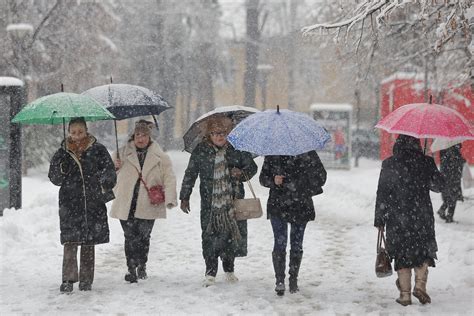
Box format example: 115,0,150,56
110,120,177,283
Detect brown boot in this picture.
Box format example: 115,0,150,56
413,263,431,304
395,268,412,306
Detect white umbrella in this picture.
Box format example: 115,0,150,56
182,105,260,153
430,138,463,152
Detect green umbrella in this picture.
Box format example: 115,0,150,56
12,92,115,124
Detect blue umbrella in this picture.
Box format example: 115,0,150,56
227,108,330,156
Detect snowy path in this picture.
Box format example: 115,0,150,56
1,152,473,315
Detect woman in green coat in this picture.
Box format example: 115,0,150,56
180,115,257,287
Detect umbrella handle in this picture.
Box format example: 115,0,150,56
152,115,159,131
114,120,120,160
63,118,66,150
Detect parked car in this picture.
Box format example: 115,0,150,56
352,128,379,159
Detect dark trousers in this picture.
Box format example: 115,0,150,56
205,256,235,277
439,201,457,218
120,217,155,269
270,216,307,253
62,243,95,284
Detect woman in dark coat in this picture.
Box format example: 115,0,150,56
48,117,116,293
259,150,326,296
374,134,444,306
179,115,257,287
437,144,465,223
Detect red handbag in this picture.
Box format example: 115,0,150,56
144,182,165,205
137,171,165,205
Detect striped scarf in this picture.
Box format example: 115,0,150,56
206,145,241,241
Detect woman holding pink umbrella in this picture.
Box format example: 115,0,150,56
374,135,445,306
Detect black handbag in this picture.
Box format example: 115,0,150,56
375,228,393,278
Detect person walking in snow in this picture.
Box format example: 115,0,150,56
179,115,257,287
48,117,117,293
259,150,326,296
437,144,465,223
110,120,177,283
374,134,445,306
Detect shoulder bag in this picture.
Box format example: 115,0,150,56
234,173,263,221
375,227,393,278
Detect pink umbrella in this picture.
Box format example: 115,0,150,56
375,103,474,140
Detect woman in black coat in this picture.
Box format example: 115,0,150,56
437,144,465,223
374,134,444,306
259,150,326,296
180,116,257,287
48,118,116,293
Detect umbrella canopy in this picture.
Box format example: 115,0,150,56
227,108,330,156
11,92,115,124
375,103,474,140
183,105,260,153
82,84,171,120
431,138,463,152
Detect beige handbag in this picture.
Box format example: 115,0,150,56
234,173,263,221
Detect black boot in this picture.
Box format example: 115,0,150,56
272,251,286,296
445,206,455,223
289,250,303,293
79,281,92,291
125,267,138,283
137,264,147,280
59,281,73,293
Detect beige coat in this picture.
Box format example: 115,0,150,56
110,141,177,220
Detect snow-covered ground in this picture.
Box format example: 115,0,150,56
1,151,473,315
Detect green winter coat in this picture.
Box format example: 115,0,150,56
180,141,258,258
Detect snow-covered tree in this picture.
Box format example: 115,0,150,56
0,0,119,170
302,0,473,91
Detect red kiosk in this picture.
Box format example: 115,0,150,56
379,72,474,164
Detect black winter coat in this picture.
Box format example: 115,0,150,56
180,141,258,258
440,145,465,204
259,151,327,224
48,136,116,245
374,136,445,270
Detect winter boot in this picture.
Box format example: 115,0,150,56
395,268,412,306
413,263,431,304
225,272,239,283
437,207,446,220
59,281,73,293
272,251,286,296
125,267,138,283
202,275,216,287
289,250,303,294
78,281,92,291
137,264,147,280
445,206,455,223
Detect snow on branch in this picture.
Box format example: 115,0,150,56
301,0,472,53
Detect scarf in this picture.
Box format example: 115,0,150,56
66,135,92,160
206,145,241,241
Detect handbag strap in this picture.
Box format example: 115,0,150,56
377,228,387,253
132,165,150,191
242,172,257,199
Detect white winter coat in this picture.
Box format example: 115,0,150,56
110,141,177,220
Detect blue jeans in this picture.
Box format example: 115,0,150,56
270,216,307,253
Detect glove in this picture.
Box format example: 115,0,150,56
54,148,71,174
180,200,190,214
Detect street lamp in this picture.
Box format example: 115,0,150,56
6,23,33,82
257,64,273,109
